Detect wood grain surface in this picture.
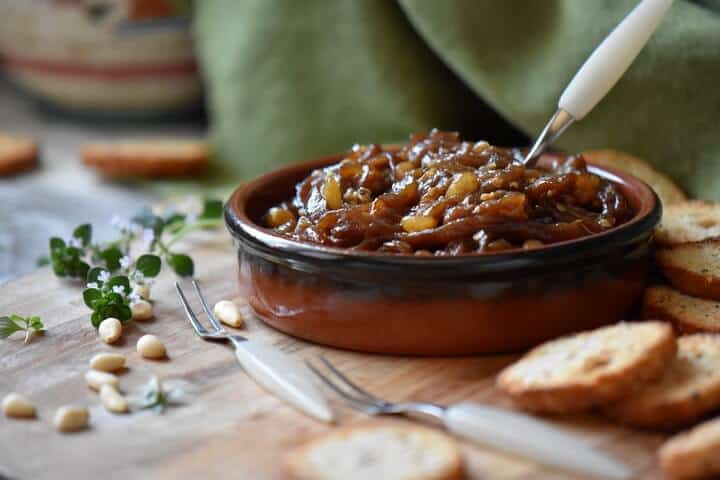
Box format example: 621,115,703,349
0,230,668,480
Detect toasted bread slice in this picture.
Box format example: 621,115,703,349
657,241,720,300
0,134,38,176
656,202,720,247
582,149,686,206
496,322,676,414
285,422,465,480
643,285,720,333
605,334,720,430
82,139,209,178
659,416,720,480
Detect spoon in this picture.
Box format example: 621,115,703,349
522,0,674,167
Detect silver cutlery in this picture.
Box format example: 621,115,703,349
307,356,629,480
175,280,333,423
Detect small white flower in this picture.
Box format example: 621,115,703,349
142,228,155,250
98,270,111,283
112,285,126,295
132,270,145,284
86,282,98,289
110,215,129,231
68,237,82,248
119,256,132,269
128,291,141,304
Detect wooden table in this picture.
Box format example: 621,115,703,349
0,230,667,480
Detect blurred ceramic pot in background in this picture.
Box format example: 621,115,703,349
0,0,202,119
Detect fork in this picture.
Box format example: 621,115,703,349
175,280,333,422
307,356,630,480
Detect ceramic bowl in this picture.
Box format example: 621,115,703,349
225,152,661,355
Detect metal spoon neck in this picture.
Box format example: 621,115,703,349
522,108,575,167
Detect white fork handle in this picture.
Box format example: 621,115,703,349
234,340,334,423
559,0,673,120
444,402,629,479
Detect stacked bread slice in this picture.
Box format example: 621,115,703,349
645,201,720,333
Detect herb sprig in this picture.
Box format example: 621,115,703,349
0,315,45,343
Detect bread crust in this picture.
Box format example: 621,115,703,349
582,149,686,206
604,335,720,430
0,134,38,176
656,241,720,301
285,421,465,480
82,140,209,178
643,285,720,334
659,416,720,480
496,322,677,414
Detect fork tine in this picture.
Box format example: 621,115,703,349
319,355,386,404
305,360,379,414
174,281,210,336
191,280,224,332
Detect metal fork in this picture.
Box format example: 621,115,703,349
307,356,629,480
175,280,333,422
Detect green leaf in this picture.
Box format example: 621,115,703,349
72,260,90,280
72,224,92,247
168,253,194,277
0,316,22,339
117,305,132,322
87,267,107,285
51,260,67,277
83,288,102,308
106,275,130,295
91,312,103,328
136,254,162,277
199,199,223,220
100,246,123,271
132,207,165,236
27,317,44,332
49,237,65,252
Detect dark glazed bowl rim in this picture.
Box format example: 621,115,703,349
224,152,662,277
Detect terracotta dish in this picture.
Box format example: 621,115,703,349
225,152,661,355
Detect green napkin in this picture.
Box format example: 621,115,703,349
194,0,720,199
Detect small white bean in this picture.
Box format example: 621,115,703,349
99,384,128,414
131,300,153,322
2,393,35,418
132,283,151,301
98,317,122,344
137,334,166,359
85,370,120,392
53,406,89,432
89,353,126,372
213,300,244,328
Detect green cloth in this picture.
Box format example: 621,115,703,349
195,0,720,199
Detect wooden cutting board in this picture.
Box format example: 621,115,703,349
0,230,667,479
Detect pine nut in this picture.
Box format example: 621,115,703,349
266,207,295,227
446,172,479,198
213,300,244,328
132,283,151,301
322,175,343,210
137,334,166,359
89,353,126,372
53,406,88,432
401,215,437,233
131,300,153,322
98,317,122,344
85,370,120,392
522,239,544,250
2,393,35,418
99,385,128,414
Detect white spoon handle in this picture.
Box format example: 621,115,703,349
559,0,673,120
